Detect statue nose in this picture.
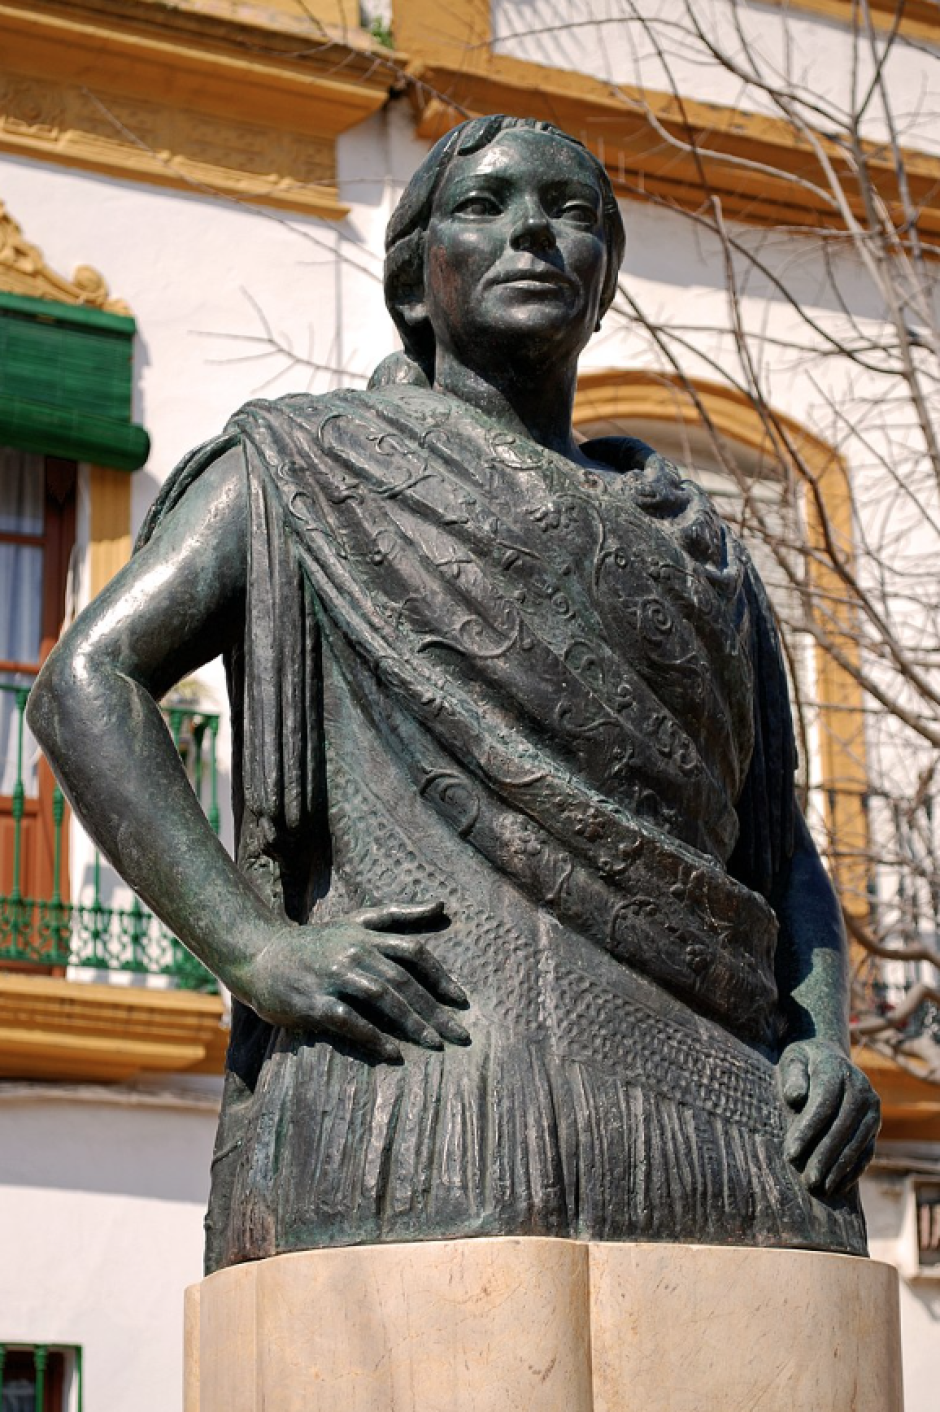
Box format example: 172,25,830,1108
510,211,556,253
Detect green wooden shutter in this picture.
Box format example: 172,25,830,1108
0,291,149,471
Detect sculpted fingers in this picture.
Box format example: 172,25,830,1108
253,973,403,1063
780,1042,881,1197
817,1070,881,1197
379,936,469,1008
391,974,471,1046
341,972,446,1051
783,1053,845,1169
353,901,447,932
823,1109,881,1198
241,917,470,1061
367,951,471,1046
801,1084,866,1194
779,1048,810,1110
309,997,402,1065
347,907,471,1040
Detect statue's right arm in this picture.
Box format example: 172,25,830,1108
27,449,469,1063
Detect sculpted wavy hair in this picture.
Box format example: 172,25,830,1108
374,115,626,388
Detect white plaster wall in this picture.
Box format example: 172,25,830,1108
0,99,916,887
0,102,424,907
4,77,940,1409
5,88,929,935
492,0,940,155
0,1087,218,1412
0,105,427,539
862,1169,940,1412
896,1279,940,1412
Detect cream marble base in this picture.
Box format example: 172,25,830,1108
186,1238,903,1412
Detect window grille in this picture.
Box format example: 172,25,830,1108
0,1345,81,1412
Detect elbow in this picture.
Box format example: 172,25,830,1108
26,641,71,762
26,632,101,766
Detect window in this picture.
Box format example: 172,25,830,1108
915,1180,940,1270
0,1345,81,1412
0,213,153,981
0,450,76,909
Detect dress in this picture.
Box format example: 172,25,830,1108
139,384,866,1271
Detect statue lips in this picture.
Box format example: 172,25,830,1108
488,263,577,295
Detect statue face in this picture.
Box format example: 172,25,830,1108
423,128,608,371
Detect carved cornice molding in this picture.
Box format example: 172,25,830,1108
10,1,935,231
0,1,396,219
0,199,129,313
0,973,227,1082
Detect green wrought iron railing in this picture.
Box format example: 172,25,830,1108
0,680,218,992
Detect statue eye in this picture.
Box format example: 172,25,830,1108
453,194,501,217
560,201,599,226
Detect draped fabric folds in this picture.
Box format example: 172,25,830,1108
139,386,864,1268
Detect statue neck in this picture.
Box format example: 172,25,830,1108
432,352,594,468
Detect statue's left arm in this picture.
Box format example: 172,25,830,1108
730,557,879,1199
772,811,881,1198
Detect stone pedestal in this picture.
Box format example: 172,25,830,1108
185,1238,903,1411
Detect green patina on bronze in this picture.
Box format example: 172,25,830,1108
29,117,879,1270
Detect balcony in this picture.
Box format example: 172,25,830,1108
1,679,218,990
0,679,227,1083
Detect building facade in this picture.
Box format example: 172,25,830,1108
1,2,939,1407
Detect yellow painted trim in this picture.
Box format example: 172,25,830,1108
0,973,227,1082
573,370,871,915
856,1047,940,1141
396,0,940,49
396,0,940,240
208,0,365,29
393,0,490,55
89,467,132,597
803,462,871,920
0,2,394,220
141,0,375,43
575,370,839,468
768,0,940,47
0,200,129,314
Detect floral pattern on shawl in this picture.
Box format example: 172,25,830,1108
139,386,797,1046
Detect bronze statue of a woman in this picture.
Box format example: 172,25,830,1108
30,116,880,1272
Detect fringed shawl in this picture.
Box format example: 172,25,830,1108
139,386,797,1045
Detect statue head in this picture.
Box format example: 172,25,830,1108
380,115,625,386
